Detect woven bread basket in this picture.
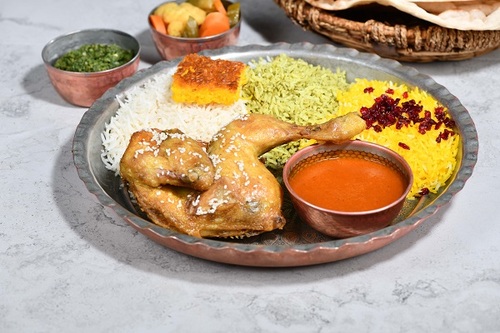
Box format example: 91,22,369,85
275,0,500,62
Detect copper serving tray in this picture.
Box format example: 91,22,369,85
73,43,478,267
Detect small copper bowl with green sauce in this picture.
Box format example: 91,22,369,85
42,29,140,107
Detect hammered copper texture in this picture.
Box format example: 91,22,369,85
72,43,478,267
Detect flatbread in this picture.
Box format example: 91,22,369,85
305,0,500,30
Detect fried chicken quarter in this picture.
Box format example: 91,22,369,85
120,113,365,238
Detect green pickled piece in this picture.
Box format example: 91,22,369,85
227,3,240,27
183,16,199,38
187,0,214,11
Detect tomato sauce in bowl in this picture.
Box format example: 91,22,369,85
283,141,413,238
289,156,407,212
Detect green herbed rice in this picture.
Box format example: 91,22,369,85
242,54,349,169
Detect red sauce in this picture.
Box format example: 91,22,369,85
289,157,407,212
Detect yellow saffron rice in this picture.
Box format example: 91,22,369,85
336,78,460,199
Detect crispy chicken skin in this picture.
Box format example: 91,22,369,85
120,112,365,238
120,129,214,191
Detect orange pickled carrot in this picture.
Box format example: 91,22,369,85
199,11,230,37
213,0,227,15
149,14,167,35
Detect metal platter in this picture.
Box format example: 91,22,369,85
72,43,478,267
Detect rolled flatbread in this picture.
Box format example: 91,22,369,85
305,0,500,30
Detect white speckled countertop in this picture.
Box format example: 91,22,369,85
1,0,499,332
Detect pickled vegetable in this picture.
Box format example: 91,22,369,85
187,0,214,11
227,3,240,27
183,16,200,37
168,20,185,37
150,1,240,38
150,14,167,34
213,0,227,15
199,11,230,37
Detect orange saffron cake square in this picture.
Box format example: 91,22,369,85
171,53,248,106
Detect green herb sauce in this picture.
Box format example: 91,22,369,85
54,44,134,72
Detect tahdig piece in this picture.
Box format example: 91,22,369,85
171,53,248,106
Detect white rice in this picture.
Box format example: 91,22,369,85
100,72,247,174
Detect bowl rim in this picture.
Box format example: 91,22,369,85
148,0,242,41
282,140,414,216
41,28,141,75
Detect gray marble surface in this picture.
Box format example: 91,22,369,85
1,0,499,332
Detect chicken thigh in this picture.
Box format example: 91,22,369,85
120,112,365,238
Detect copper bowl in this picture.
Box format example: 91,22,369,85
42,29,140,107
148,0,241,60
283,140,413,238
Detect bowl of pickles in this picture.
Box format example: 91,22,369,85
148,0,241,60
